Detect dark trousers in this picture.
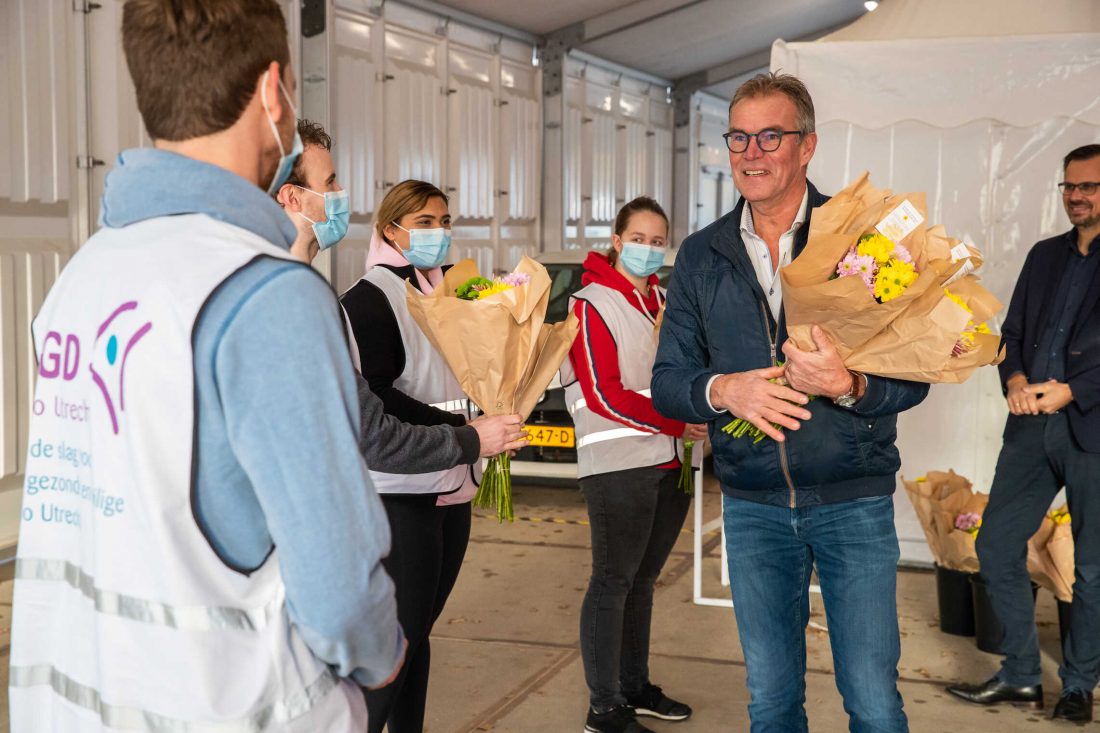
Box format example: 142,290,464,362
977,412,1100,691
365,495,471,733
579,466,691,710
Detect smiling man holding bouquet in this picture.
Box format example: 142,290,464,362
652,73,928,733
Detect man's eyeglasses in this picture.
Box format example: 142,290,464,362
723,129,803,154
1058,181,1100,195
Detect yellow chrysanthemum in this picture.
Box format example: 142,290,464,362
976,322,992,335
943,288,973,314
874,260,917,302
857,233,896,264
476,282,513,299
1050,507,1071,525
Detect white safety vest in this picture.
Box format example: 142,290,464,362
564,283,687,478
10,214,367,732
346,267,480,501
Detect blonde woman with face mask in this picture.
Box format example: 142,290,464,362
341,180,528,733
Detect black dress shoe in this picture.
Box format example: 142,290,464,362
1052,689,1093,722
946,677,1044,709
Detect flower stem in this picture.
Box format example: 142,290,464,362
473,453,514,523
679,440,694,495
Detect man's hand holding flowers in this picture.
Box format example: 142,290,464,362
709,365,811,443
783,325,867,402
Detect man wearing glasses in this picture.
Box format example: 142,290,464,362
948,144,1100,722
652,72,926,732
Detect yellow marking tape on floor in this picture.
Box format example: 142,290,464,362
472,513,695,533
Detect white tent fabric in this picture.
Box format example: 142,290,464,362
771,0,1100,563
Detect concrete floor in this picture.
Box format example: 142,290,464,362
0,477,1093,732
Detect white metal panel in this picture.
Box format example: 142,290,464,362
588,113,617,223
500,93,540,221
0,247,66,483
564,105,584,222
650,127,673,210
449,80,495,219
620,119,647,202
0,0,70,204
334,12,379,216
384,62,445,186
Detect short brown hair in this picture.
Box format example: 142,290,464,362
376,181,450,245
729,72,816,135
1064,144,1100,170
122,0,290,141
285,119,333,190
609,196,669,268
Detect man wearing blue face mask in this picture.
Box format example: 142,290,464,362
274,121,529,477
277,119,350,262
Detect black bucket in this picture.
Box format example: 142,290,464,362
970,574,1038,654
935,564,976,636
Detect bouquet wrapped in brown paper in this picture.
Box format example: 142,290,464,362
405,256,579,522
1028,506,1075,602
902,470,987,573
780,172,1004,384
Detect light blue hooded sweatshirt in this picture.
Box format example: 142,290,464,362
99,148,404,687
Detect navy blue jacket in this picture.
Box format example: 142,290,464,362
999,231,1100,452
652,182,929,507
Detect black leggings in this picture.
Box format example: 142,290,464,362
365,495,471,733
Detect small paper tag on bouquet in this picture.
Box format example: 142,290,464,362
875,199,924,243
944,236,981,286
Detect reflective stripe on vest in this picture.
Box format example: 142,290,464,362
15,558,279,632
9,664,339,733
576,426,655,449
429,399,471,413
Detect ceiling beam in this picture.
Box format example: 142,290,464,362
670,16,859,126
581,0,709,45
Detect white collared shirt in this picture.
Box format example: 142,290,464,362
741,187,809,321
704,188,809,414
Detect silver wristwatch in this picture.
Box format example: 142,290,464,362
834,371,866,408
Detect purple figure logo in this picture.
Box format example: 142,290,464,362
89,302,152,435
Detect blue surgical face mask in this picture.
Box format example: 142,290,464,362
395,223,451,269
261,70,302,195
297,187,350,250
619,242,666,278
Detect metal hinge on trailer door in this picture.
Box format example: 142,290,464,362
76,156,105,170
73,0,102,12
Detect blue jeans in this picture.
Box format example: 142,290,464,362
723,495,908,733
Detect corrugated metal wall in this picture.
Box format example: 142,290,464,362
0,0,77,549
559,63,675,251
331,1,542,294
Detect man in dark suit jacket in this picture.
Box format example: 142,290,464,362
949,144,1100,722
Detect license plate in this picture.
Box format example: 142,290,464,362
525,425,575,448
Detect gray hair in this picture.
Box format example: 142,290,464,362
729,72,816,135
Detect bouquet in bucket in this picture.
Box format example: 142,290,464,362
405,256,579,522
725,173,1004,444
1028,505,1075,602
901,470,988,573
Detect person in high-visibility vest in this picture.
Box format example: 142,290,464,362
10,1,404,729
341,180,530,733
564,197,708,733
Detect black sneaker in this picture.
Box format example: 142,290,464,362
584,704,655,733
625,683,693,721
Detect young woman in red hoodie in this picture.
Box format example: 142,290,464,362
565,197,709,733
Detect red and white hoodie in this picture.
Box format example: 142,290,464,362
565,252,685,476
